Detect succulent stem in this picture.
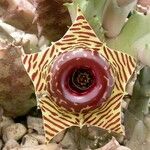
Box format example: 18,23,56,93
103,0,137,38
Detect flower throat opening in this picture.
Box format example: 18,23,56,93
68,67,95,93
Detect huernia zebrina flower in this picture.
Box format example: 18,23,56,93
21,8,137,143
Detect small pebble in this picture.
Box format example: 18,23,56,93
21,134,39,146
27,128,34,134
2,139,19,150
0,116,14,136
30,133,45,144
27,116,44,134
116,146,131,150
2,123,27,142
11,143,61,150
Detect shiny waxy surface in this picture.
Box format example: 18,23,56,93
50,49,114,112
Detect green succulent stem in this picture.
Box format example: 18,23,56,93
102,0,137,38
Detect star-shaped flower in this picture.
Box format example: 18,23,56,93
21,8,136,143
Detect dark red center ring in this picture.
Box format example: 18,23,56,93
48,48,114,113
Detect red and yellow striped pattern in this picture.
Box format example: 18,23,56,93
21,8,137,143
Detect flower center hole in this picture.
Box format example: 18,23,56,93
69,67,95,93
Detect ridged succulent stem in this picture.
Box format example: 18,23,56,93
102,0,137,38
117,0,137,6
128,67,150,120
